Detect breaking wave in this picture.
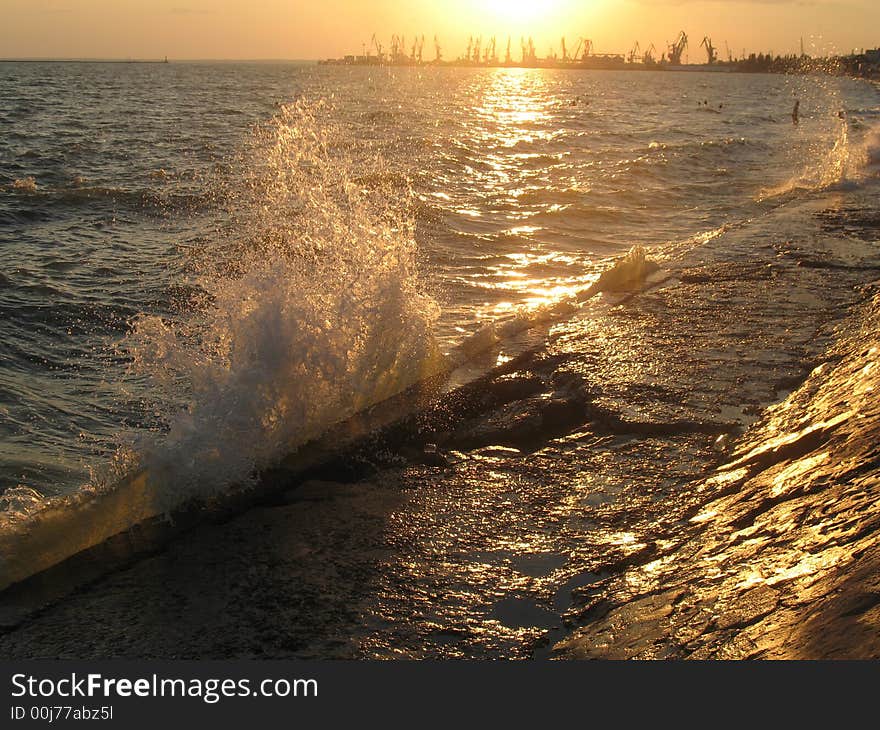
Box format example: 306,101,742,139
0,100,443,588
759,117,880,200
126,99,442,500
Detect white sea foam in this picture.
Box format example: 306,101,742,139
760,116,880,200
125,100,443,501
0,100,443,588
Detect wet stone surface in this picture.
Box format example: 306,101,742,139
2,197,880,659
555,291,880,659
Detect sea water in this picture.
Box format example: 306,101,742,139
1,61,879,569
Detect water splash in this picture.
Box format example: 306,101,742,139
0,99,445,590
759,115,880,201
125,100,442,500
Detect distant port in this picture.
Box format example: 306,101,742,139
319,32,880,78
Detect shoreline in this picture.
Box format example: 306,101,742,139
3,190,880,658
555,286,880,659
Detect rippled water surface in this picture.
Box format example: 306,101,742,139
1,61,878,500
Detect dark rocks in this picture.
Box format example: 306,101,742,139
554,292,880,659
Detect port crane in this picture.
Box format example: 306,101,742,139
370,33,383,61
701,36,717,64
505,37,512,64
667,31,688,65
643,43,657,64
572,37,593,62
485,36,497,64
628,41,641,64
434,35,442,62
521,36,536,64
389,34,406,63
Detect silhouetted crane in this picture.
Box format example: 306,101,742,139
668,31,688,65
527,37,536,63
701,36,717,64
628,41,641,64
573,37,592,62
370,33,383,61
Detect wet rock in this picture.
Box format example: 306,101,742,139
713,433,731,452
487,373,546,403
5,206,880,660
413,443,449,468
447,390,591,451
710,585,780,632
554,292,880,659
489,596,559,630
448,397,548,450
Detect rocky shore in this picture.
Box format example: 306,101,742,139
2,196,880,659
555,287,880,659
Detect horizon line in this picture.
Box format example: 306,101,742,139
0,57,319,63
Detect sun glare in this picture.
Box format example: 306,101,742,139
484,0,560,25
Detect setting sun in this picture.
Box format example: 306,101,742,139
483,0,562,24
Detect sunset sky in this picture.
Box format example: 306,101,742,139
1,0,877,61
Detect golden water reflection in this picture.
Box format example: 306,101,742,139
457,69,595,322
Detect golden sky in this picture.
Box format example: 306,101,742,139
1,0,877,60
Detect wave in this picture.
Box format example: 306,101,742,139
123,99,443,500
645,136,756,154
0,238,666,592
2,182,207,216
0,99,445,590
759,117,880,201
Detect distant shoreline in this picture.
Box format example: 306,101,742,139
0,58,315,64
1,57,875,81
